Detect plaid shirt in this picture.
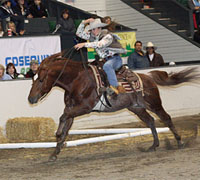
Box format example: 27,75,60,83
76,21,125,58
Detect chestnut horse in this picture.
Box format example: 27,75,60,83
28,51,198,161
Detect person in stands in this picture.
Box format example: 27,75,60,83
102,16,122,32
188,0,200,26
144,42,165,67
128,41,149,69
25,60,39,78
29,0,48,18
0,0,25,34
6,63,22,79
57,9,76,33
13,0,32,18
0,64,12,80
6,21,18,36
0,22,4,36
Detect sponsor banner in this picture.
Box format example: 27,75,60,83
88,31,136,63
0,35,61,74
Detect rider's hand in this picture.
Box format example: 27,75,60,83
83,18,95,25
74,43,85,50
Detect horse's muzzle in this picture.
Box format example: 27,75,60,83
28,96,39,104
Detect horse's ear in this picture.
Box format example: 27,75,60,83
43,64,47,69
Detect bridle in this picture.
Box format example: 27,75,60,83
35,47,75,102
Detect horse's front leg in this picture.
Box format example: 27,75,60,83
49,103,92,161
56,113,69,140
49,114,73,162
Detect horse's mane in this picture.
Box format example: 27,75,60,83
40,50,85,69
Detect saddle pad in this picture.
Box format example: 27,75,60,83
88,65,104,95
119,79,142,94
89,64,143,94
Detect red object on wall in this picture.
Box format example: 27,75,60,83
193,13,198,29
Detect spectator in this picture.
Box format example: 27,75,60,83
102,16,121,32
6,21,18,36
0,0,25,34
144,42,164,67
25,60,39,78
0,64,12,80
0,23,4,37
29,0,48,18
128,41,149,69
13,0,32,18
143,0,152,8
194,25,200,43
6,63,23,79
188,0,200,26
57,9,76,33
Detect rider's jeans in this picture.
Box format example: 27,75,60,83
103,55,122,87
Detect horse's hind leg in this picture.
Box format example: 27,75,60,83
49,115,73,161
154,107,183,148
128,107,159,151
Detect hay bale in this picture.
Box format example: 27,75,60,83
6,117,57,142
0,126,8,143
198,125,200,137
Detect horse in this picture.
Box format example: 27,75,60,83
28,50,198,161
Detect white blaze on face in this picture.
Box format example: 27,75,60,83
33,73,38,81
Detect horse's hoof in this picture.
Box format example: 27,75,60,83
48,155,57,162
147,144,159,152
147,146,156,152
178,141,185,149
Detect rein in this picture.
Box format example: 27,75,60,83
51,47,76,87
41,46,111,109
39,47,75,101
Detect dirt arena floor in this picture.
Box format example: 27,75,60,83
0,114,200,180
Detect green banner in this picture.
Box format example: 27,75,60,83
88,31,136,61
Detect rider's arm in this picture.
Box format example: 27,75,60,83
76,20,90,40
84,34,113,49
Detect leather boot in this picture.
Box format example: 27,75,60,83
110,86,119,94
109,85,126,95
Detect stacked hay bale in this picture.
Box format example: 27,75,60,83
0,126,8,143
6,117,57,142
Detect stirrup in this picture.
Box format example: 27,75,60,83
107,86,119,95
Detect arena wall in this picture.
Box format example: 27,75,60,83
0,65,200,131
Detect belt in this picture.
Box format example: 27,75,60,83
105,54,119,60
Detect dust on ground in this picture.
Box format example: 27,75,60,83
0,114,200,180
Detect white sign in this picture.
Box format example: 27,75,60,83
0,35,61,74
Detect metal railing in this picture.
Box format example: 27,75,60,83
152,0,194,37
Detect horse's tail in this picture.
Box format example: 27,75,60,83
148,67,199,86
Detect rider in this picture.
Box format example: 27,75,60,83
75,18,126,94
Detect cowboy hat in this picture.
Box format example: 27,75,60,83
0,0,10,5
87,18,108,31
143,42,157,50
30,60,39,66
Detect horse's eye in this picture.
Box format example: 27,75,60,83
39,79,43,83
